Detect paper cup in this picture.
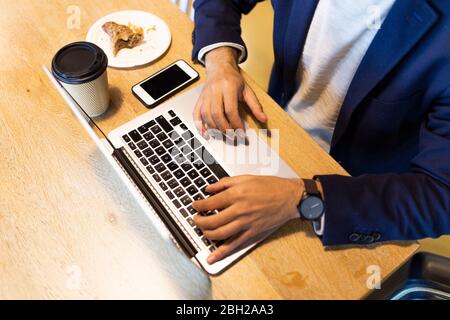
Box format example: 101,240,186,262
52,42,109,117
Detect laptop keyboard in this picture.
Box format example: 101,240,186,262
121,110,228,252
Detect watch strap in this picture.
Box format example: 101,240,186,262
303,179,320,197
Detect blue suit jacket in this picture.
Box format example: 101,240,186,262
192,0,450,246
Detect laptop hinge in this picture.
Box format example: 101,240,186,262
112,148,198,258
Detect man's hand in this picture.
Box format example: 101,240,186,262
194,47,268,138
192,176,304,264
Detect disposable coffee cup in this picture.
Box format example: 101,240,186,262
52,41,110,117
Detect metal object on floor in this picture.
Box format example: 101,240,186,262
366,252,450,300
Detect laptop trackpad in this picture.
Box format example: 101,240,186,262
205,127,298,179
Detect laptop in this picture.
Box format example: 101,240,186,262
43,65,298,275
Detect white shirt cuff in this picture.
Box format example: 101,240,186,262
313,214,325,236
197,42,246,65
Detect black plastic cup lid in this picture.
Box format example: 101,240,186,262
52,41,108,84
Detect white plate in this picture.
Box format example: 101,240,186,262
86,10,172,68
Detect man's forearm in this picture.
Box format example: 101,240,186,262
205,47,240,71
317,172,450,246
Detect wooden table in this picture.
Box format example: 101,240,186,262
0,0,418,299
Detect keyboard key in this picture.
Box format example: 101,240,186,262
138,125,148,134
143,132,154,141
180,195,192,206
170,117,182,126
167,162,178,171
173,169,185,179
129,130,142,142
193,161,205,170
180,208,189,218
156,132,168,142
143,148,154,157
180,123,188,130
159,182,168,191
128,142,137,150
187,137,201,150
166,190,175,200
182,130,194,141
180,145,192,156
137,140,148,150
161,153,172,163
156,115,173,132
146,166,155,174
202,237,211,246
152,174,161,183
149,139,160,149
168,179,179,189
145,120,156,128
193,194,204,201
140,158,149,166
149,155,160,165
172,199,181,209
180,178,191,187
174,187,185,197
155,146,166,156
174,137,185,147
187,185,198,196
207,176,218,184
151,125,162,134
187,206,197,215
122,135,131,142
163,139,174,149
168,110,176,118
185,152,198,163
155,163,166,172
194,228,203,237
200,168,212,178
187,217,195,227
168,147,181,158
202,187,211,197
161,171,173,181
181,162,192,172
194,178,206,188
174,154,186,164
188,170,199,179
170,131,181,140
134,150,143,158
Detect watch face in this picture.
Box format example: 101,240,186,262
300,196,324,220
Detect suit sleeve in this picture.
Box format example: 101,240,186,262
192,0,263,63
317,87,450,246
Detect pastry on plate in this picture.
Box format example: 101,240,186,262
102,21,144,56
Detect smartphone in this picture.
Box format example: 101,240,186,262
132,60,199,108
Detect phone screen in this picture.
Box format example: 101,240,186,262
140,64,192,100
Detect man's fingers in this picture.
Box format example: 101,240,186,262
210,92,231,133
243,85,267,123
207,229,253,264
204,176,243,193
194,96,208,138
200,95,219,132
202,219,247,241
193,205,237,231
192,191,233,212
223,86,245,131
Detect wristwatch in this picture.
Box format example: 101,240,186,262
297,179,325,221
